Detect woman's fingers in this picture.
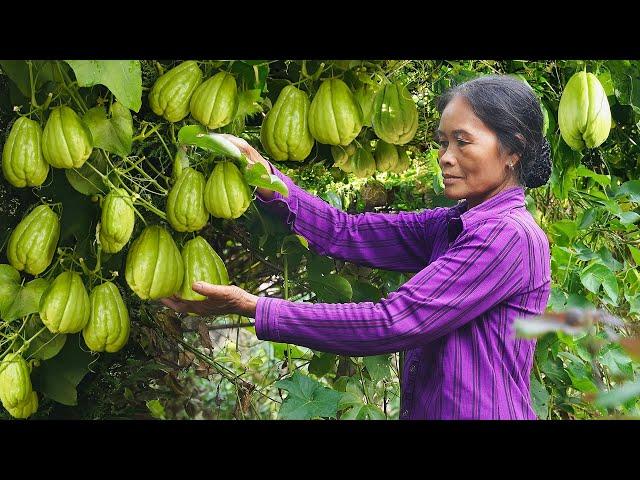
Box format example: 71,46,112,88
191,282,235,300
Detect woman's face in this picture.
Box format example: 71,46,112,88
436,95,520,209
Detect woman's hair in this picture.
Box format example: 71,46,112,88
436,75,552,188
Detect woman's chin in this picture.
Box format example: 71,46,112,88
443,185,464,201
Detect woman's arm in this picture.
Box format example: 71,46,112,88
224,135,451,272
254,218,528,356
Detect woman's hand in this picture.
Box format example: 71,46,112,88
160,282,258,318
218,134,276,201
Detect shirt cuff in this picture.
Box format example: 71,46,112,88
254,296,289,342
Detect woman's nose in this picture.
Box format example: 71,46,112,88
439,148,456,168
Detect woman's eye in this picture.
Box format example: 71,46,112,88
456,139,469,146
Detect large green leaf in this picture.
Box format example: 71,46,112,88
579,262,619,304
363,355,391,383
82,102,133,157
275,372,342,419
308,274,353,303
243,162,289,196
31,335,93,406
178,125,243,159
3,278,50,322
65,60,142,112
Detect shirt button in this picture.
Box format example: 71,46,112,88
401,410,409,418
409,364,417,373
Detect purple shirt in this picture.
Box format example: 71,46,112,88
254,163,551,420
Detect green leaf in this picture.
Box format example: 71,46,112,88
557,352,598,393
549,220,578,246
243,162,289,196
236,89,263,118
616,180,640,203
146,399,166,419
547,288,567,311
320,191,342,210
275,372,342,419
82,102,133,157
595,380,640,408
625,292,640,316
309,274,353,303
597,247,623,272
65,60,142,112
350,280,383,302
574,244,599,262
608,60,640,114
618,211,640,226
599,344,634,379
580,262,619,303
530,377,550,419
342,404,386,420
363,355,391,383
178,125,243,160
65,150,108,196
0,264,21,318
575,165,610,187
230,60,269,92
578,208,599,230
628,245,640,266
3,278,50,322
308,352,337,376
31,335,93,406
307,255,334,278
0,61,65,99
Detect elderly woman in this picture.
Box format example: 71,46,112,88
161,75,552,420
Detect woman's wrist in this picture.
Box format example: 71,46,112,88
235,288,259,318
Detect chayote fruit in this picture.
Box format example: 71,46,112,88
7,204,60,275
125,225,184,300
99,188,135,254
83,281,130,353
42,106,93,169
558,71,612,151
190,72,239,130
0,353,37,418
204,161,251,219
260,85,314,161
2,116,49,188
166,167,209,232
374,140,399,172
39,271,90,334
308,79,363,146
180,236,229,301
149,60,203,123
372,82,418,145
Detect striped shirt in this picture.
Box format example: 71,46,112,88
254,163,551,420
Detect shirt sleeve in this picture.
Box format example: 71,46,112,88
255,161,451,272
254,219,525,356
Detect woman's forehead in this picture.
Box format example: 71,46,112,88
438,96,488,134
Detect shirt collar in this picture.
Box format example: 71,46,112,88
449,186,526,230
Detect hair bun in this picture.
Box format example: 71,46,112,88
523,138,552,188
